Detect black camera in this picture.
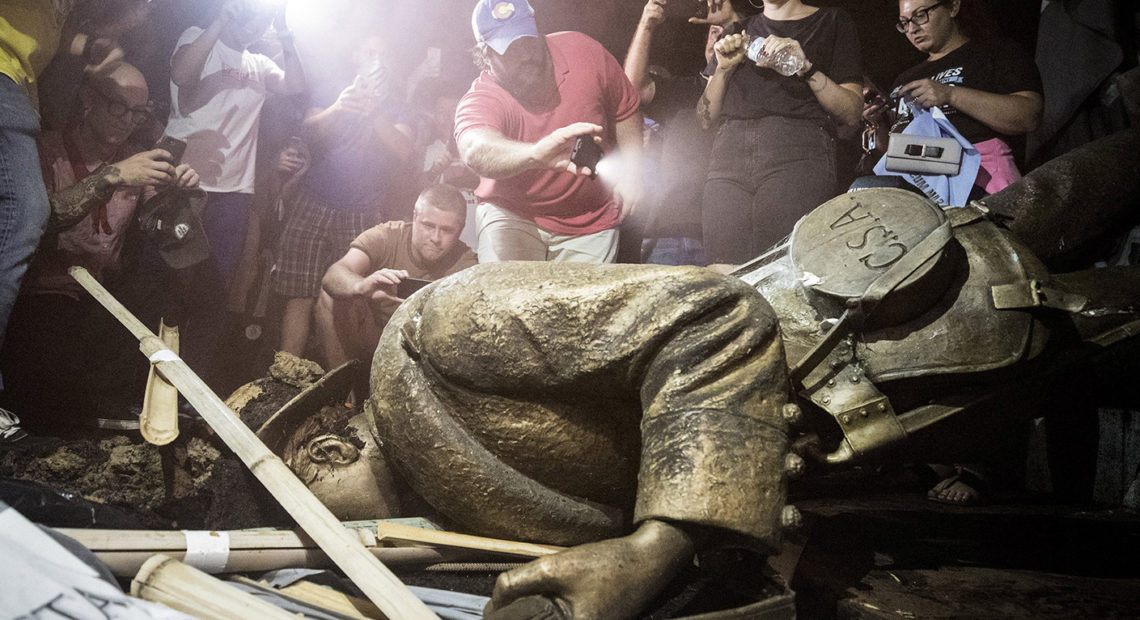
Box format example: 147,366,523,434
570,135,603,179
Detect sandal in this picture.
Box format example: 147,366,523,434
927,466,986,505
0,407,27,444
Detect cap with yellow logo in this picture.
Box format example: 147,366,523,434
472,0,539,55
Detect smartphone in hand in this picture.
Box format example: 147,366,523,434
154,136,187,166
396,277,432,299
570,135,603,178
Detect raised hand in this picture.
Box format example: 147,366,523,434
530,122,604,176
640,0,667,30
713,33,747,70
335,82,377,117
689,0,730,26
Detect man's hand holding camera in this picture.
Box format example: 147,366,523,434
106,149,199,190
333,82,379,118
350,268,409,303
530,122,604,177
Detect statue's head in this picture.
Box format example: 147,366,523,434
278,408,401,521
231,357,401,521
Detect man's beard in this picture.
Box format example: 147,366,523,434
502,62,556,108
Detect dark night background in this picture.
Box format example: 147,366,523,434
132,0,1049,117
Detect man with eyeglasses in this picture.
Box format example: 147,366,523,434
864,0,1042,197
0,62,199,434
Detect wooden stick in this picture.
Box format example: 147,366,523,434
56,526,530,576
84,547,453,578
140,319,179,445
131,555,298,619
57,526,378,551
375,521,564,558
278,580,383,619
70,266,437,620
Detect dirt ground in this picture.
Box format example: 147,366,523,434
0,352,322,530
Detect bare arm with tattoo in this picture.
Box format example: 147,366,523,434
698,33,745,130
49,164,120,231
49,149,198,231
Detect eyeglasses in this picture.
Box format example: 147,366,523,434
895,0,950,33
92,88,152,124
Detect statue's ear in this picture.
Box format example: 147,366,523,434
306,434,360,467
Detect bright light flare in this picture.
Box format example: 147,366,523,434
594,153,623,182
284,0,322,28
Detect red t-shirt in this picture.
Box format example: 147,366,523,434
454,31,640,235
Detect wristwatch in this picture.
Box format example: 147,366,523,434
800,64,819,81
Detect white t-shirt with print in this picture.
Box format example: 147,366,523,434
165,27,283,193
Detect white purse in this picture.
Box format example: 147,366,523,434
884,133,963,176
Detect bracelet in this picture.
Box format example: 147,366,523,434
800,65,818,81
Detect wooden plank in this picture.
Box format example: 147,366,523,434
279,581,384,620
375,521,564,558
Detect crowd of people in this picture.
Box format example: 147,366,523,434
0,0,1048,463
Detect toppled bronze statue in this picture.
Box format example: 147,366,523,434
368,261,794,618
247,128,1140,619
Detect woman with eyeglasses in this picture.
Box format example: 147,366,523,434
865,0,1043,196
697,0,864,265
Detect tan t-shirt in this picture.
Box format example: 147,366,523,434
350,220,477,323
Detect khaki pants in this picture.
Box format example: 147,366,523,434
476,202,618,263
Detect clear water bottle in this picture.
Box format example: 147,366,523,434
744,34,805,77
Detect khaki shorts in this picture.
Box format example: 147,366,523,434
475,202,618,264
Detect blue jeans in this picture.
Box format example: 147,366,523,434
644,237,706,266
0,76,50,389
702,116,837,264
183,191,251,388
203,191,253,289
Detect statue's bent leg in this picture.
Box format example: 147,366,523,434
477,267,789,618
367,296,626,546
370,263,790,619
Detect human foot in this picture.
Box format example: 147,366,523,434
484,519,695,620
928,468,984,505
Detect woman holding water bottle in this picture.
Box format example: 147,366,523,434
697,0,863,264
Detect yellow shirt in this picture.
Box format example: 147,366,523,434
0,0,73,104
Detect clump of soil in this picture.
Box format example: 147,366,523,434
268,351,325,389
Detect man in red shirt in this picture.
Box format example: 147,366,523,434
454,0,644,263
